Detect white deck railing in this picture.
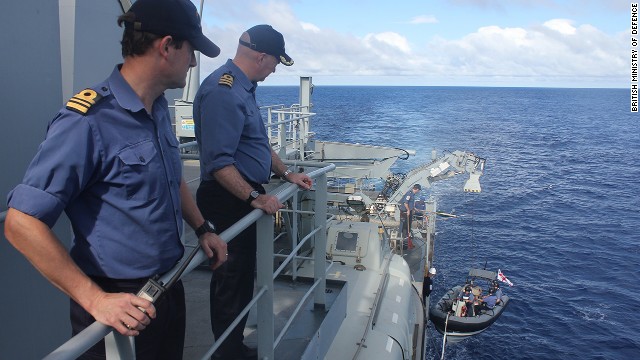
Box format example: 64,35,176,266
43,160,335,360
263,104,315,161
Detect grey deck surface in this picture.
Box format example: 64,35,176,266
181,267,346,360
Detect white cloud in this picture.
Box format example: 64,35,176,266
301,22,321,33
364,32,412,54
197,0,627,87
543,19,577,35
424,21,626,85
409,15,438,24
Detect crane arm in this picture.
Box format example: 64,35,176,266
386,150,486,205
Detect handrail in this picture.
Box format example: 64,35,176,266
43,161,335,360
162,163,334,281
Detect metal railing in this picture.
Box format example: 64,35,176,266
43,161,335,360
263,104,315,160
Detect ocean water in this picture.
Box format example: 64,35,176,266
257,85,640,359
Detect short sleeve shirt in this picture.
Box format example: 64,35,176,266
398,189,416,212
193,59,272,184
7,65,184,279
483,294,498,308
494,288,503,300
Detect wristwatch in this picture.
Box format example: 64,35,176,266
282,169,292,181
246,190,260,204
195,220,216,238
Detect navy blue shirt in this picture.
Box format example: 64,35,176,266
398,189,417,212
483,294,498,309
194,59,272,184
494,288,503,301
7,66,184,279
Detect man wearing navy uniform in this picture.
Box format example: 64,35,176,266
422,267,436,303
398,183,421,249
4,1,227,358
194,25,312,360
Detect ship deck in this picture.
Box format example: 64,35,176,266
180,160,430,359
181,266,348,359
180,160,348,359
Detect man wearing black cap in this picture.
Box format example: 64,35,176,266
194,25,312,359
4,0,226,358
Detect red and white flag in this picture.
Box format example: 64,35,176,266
497,269,513,286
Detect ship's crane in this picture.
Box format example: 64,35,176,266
386,149,486,206
345,149,486,221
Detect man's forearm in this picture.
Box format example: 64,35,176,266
180,178,205,229
213,165,255,201
4,208,104,311
270,149,289,177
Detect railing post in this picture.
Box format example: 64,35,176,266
256,213,275,360
426,199,437,268
278,112,287,159
267,106,273,142
104,332,135,360
291,191,299,280
313,173,327,307
291,117,299,159
299,77,312,158
302,115,310,159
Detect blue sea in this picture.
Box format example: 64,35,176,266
258,85,640,359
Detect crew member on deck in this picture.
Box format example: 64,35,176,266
3,1,226,358
422,267,436,303
398,183,421,249
194,24,312,360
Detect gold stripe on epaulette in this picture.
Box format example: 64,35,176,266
219,74,234,87
66,89,103,115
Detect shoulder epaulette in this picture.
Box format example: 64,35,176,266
218,73,234,88
66,89,104,115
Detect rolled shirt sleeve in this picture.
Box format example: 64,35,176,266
8,112,99,228
194,60,272,184
6,66,184,279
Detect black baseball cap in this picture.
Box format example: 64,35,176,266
240,25,293,66
124,0,220,58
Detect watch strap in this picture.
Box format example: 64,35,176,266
195,220,215,237
282,169,292,180
245,190,260,204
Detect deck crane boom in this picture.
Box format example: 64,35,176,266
345,150,485,219
387,150,485,203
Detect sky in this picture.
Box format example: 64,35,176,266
194,0,632,87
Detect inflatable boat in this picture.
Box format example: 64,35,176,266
429,268,510,343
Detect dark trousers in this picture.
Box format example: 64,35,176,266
422,277,433,303
70,277,185,360
197,180,263,358
475,302,492,315
465,301,475,317
399,211,413,238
